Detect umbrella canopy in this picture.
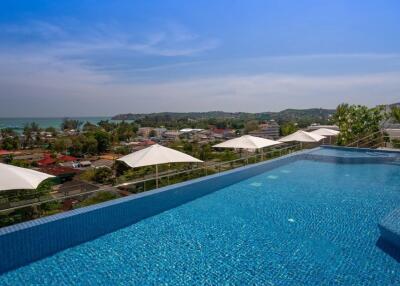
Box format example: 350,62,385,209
118,144,203,168
279,130,326,143
310,128,340,136
213,135,281,150
0,163,55,191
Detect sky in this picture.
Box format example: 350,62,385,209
0,0,400,117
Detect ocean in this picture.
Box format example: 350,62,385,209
0,117,111,131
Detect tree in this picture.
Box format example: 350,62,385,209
23,124,34,148
53,138,72,153
1,136,19,150
391,106,400,123
280,122,298,136
93,167,113,184
61,119,82,131
333,104,383,145
83,136,98,155
93,130,111,153
68,136,84,156
199,144,213,161
98,120,116,132
82,121,98,132
45,127,57,137
244,120,259,134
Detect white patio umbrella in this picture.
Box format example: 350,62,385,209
0,163,55,191
310,128,339,136
279,130,325,148
310,128,339,144
118,144,203,188
213,135,282,161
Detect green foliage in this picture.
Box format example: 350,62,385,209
22,122,42,148
198,144,213,161
244,120,259,134
1,136,19,150
81,167,113,184
391,106,400,123
93,167,113,184
61,119,82,130
9,159,31,168
333,103,383,145
93,130,111,153
80,168,96,182
280,122,298,136
112,109,334,129
45,126,57,136
391,139,400,148
78,191,119,207
218,149,239,161
52,137,72,153
82,121,98,132
115,146,130,155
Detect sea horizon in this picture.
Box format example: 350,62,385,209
0,116,112,131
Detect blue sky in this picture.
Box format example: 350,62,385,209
0,0,400,116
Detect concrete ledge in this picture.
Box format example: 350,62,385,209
378,208,400,250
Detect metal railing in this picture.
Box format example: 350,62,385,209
0,143,302,215
345,130,384,148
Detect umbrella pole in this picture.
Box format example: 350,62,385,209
156,164,159,188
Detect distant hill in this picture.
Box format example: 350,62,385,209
112,108,335,125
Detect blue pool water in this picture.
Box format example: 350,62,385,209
1,159,400,285
310,147,399,158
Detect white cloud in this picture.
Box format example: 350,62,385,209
0,20,220,58
1,20,399,116
1,51,399,116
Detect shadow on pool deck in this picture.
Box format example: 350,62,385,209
376,237,400,262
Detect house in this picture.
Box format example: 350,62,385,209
211,128,236,139
39,166,80,182
91,159,114,169
37,154,56,166
249,120,280,139
307,124,339,131
138,127,154,138
153,128,167,137
58,155,77,162
163,130,182,140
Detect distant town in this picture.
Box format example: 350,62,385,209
0,103,399,227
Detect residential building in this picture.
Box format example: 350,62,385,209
249,120,280,139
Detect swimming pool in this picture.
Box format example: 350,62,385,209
0,148,400,285
310,146,399,158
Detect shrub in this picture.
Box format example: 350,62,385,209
78,191,119,207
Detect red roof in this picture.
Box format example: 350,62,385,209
0,150,13,156
59,155,77,162
140,140,156,146
37,157,56,166
39,166,80,176
212,128,227,134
